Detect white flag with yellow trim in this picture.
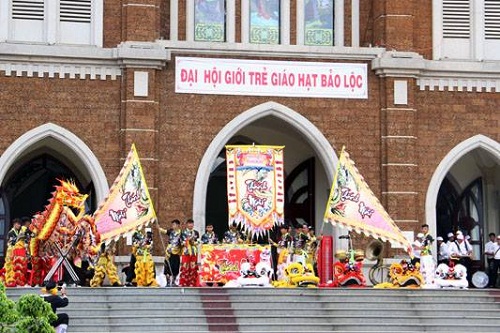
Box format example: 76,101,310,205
324,147,412,254
94,144,156,242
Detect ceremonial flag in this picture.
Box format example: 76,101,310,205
226,145,285,238
94,144,156,242
323,147,412,253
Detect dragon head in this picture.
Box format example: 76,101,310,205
55,179,88,212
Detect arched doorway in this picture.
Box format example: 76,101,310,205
428,135,500,274
4,154,94,220
195,102,337,240
0,123,109,264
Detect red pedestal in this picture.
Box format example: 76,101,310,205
318,236,333,284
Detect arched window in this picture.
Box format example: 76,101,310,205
1,0,103,46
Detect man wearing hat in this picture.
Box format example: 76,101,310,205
41,280,69,333
446,232,455,248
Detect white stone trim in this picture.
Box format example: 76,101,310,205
335,0,344,46
281,0,291,45
372,51,500,92
170,1,178,41
192,101,337,232
227,1,236,43
296,0,305,46
0,0,8,42
161,41,384,60
351,0,359,47
0,123,109,205
241,0,250,44
0,42,168,79
425,135,500,248
418,77,500,93
382,164,418,167
186,0,194,42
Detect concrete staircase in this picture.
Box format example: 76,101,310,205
6,287,500,332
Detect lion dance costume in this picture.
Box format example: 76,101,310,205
179,227,199,287
133,229,158,287
90,242,121,287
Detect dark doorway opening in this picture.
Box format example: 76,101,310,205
436,177,484,272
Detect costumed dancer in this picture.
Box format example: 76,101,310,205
4,224,29,287
41,280,69,333
201,224,219,244
160,219,182,286
27,214,45,287
270,224,293,281
124,230,142,286
303,225,318,268
2,219,20,286
134,228,158,287
419,224,435,286
223,222,245,244
90,242,121,287
179,219,200,287
292,224,309,264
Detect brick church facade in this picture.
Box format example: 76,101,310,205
0,1,498,270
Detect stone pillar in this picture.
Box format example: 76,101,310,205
122,0,160,41
118,0,165,255
380,75,419,236
372,0,415,50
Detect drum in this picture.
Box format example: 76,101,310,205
472,271,489,288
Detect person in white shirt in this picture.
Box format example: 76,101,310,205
449,233,473,286
411,233,424,265
487,235,500,288
437,236,449,264
485,233,497,272
446,232,455,249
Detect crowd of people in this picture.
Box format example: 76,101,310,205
2,216,499,332
154,219,320,286
434,230,499,288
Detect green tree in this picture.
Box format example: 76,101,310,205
0,283,56,333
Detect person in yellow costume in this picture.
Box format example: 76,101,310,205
90,242,121,287
4,224,29,287
134,228,158,287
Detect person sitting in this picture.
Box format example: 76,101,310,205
41,280,69,333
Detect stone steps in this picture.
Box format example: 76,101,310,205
5,287,500,332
